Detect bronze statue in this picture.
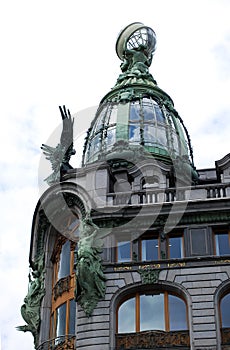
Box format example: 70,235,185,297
41,106,76,185
17,254,45,347
75,215,108,317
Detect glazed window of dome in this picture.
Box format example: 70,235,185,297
128,97,168,148
129,101,141,144
85,102,118,163
105,127,116,147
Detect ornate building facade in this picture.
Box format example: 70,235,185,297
19,23,230,350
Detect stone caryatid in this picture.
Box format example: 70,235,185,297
17,254,45,348
75,215,108,317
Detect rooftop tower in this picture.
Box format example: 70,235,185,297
19,23,230,350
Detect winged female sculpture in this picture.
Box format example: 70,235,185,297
41,106,76,185
75,215,108,317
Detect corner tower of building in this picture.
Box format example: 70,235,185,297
19,23,230,350
82,22,197,185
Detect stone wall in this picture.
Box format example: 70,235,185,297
76,265,230,350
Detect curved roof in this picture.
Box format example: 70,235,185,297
82,23,196,181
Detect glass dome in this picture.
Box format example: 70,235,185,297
82,96,189,165
82,22,195,175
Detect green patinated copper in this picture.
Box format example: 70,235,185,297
138,268,160,284
41,106,75,186
75,215,109,317
83,42,196,178
17,253,45,348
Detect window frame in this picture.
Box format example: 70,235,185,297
219,290,230,329
213,229,230,256
50,232,77,340
117,291,188,333
116,239,132,263
166,233,185,259
140,235,160,261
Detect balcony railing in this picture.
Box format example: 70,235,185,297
221,327,230,349
107,183,230,206
37,335,75,350
116,330,190,349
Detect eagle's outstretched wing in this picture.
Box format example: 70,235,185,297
41,106,75,185
59,106,74,152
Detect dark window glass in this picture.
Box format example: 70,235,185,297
169,294,187,330
140,294,164,331
118,297,135,333
215,233,230,256
221,293,230,327
58,241,71,279
168,236,183,259
141,238,159,261
56,303,66,337
69,299,76,334
117,241,131,262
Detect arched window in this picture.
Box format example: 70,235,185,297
116,291,190,349
50,214,80,347
118,291,188,333
220,291,230,346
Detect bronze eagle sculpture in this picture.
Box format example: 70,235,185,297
41,106,76,185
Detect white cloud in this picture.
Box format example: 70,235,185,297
1,0,230,349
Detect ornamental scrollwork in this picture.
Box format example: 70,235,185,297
138,268,160,284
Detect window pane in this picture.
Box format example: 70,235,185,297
118,297,135,333
144,124,155,144
168,236,183,259
58,241,71,279
117,241,131,262
169,295,187,331
109,105,118,124
157,126,167,146
129,124,140,142
143,103,154,121
69,299,76,334
215,233,230,256
142,239,159,261
155,105,165,123
221,293,230,327
56,303,67,337
105,127,116,147
140,294,164,331
129,102,140,121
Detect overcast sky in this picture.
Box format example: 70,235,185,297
1,0,230,349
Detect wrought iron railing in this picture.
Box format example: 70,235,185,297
221,327,230,349
116,330,190,349
37,335,75,350
107,183,230,206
